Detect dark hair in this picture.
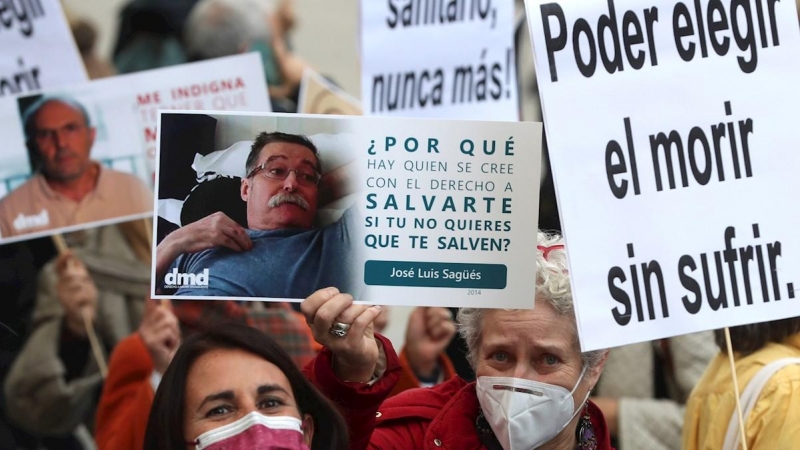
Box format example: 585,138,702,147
246,132,321,176
143,323,348,450
715,316,800,356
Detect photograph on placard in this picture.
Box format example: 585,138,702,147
0,92,152,241
0,53,271,244
152,112,364,302
152,111,542,309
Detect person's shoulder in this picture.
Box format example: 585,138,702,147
0,176,40,207
745,359,800,436
101,167,150,188
586,400,615,450
381,376,470,412
0,176,47,237
98,167,153,212
758,358,800,394
374,377,476,448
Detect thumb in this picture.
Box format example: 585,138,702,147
413,307,430,326
159,299,173,312
144,298,159,316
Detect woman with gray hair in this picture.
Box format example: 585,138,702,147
362,231,614,450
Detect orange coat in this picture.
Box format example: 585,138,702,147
94,333,153,450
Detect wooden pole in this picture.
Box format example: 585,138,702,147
724,327,748,450
83,308,108,378
52,234,108,378
142,217,153,248
51,234,68,255
142,218,163,307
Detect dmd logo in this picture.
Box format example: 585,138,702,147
164,268,210,289
13,209,49,230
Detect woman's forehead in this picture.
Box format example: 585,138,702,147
481,307,577,351
186,348,294,397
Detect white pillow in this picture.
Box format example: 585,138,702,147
192,132,358,178
158,198,185,226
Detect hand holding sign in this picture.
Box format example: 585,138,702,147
55,252,98,338
301,287,384,383
138,299,181,375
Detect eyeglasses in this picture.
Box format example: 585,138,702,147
537,244,564,260
246,162,321,187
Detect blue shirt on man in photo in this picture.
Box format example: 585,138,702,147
166,209,358,298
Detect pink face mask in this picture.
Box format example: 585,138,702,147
190,412,310,450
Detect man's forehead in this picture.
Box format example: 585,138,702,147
258,142,318,166
36,101,86,126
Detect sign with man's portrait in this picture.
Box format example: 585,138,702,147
152,111,542,308
0,53,271,244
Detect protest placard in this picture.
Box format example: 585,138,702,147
152,111,541,308
361,0,519,120
298,69,362,115
0,0,86,97
0,53,270,244
525,0,800,350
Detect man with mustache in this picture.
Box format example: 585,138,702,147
155,132,358,298
0,96,152,238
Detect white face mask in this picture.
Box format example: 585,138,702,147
191,412,309,450
476,366,589,450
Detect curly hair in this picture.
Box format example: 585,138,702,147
458,231,606,370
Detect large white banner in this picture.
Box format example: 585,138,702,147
0,53,270,244
152,111,541,308
361,0,519,120
526,0,800,350
0,0,86,97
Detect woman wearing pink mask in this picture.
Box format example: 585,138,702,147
366,232,615,450
142,296,400,450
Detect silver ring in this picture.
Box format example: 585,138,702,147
330,321,351,338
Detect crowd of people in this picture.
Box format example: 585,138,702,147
0,0,798,449
6,224,795,450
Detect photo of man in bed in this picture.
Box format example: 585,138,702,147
155,131,358,298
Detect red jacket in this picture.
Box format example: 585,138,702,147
369,375,614,450
302,334,402,450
